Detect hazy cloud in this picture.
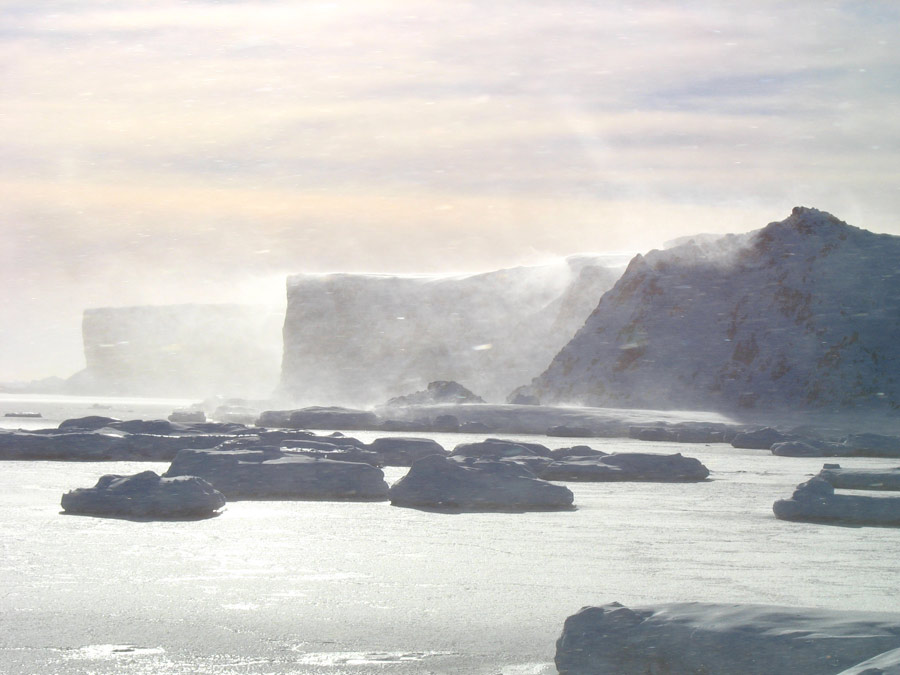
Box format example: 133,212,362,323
2,0,900,379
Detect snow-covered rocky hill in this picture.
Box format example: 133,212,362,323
514,207,900,413
279,256,627,405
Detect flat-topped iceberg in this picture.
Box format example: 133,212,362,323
256,406,381,430
555,601,900,675
389,454,574,512
817,464,900,491
539,452,709,482
367,437,447,466
165,448,389,501
61,471,225,520
774,477,900,526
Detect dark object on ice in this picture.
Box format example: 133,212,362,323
389,454,574,512
539,452,709,482
279,442,383,466
0,428,242,461
507,391,539,405
168,410,206,424
452,438,553,473
459,421,494,433
165,448,389,501
839,646,900,674
4,411,42,418
379,418,421,432
255,429,369,450
211,405,258,425
452,438,553,459
629,422,732,444
671,422,730,443
547,425,593,438
551,445,607,459
841,433,900,457
555,601,900,675
817,464,900,491
58,415,120,430
731,427,794,449
386,380,485,407
773,477,900,525
107,419,185,435
0,430,133,461
367,437,446,466
223,429,376,462
770,440,840,457
256,406,381,431
431,414,460,432
628,425,678,442
61,470,225,520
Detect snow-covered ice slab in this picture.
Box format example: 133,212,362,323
379,403,737,437
61,470,225,520
818,464,900,491
836,646,900,674
389,454,574,512
165,448,389,501
540,452,709,482
773,477,900,525
555,601,900,675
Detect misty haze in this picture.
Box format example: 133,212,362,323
3,2,900,674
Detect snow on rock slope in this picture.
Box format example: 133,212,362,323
517,207,900,413
279,256,626,406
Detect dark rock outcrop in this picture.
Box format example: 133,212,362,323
388,454,574,512
540,452,709,482
555,601,900,675
61,471,225,520
165,448,389,501
774,477,900,525
522,208,900,413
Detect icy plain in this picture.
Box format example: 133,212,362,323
1,397,899,673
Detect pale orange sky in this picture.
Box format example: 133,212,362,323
2,0,899,380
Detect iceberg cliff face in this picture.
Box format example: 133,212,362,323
279,256,626,406
520,208,900,412
69,304,283,398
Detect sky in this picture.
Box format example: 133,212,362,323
2,0,900,381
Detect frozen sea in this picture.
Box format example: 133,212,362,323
2,395,900,674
